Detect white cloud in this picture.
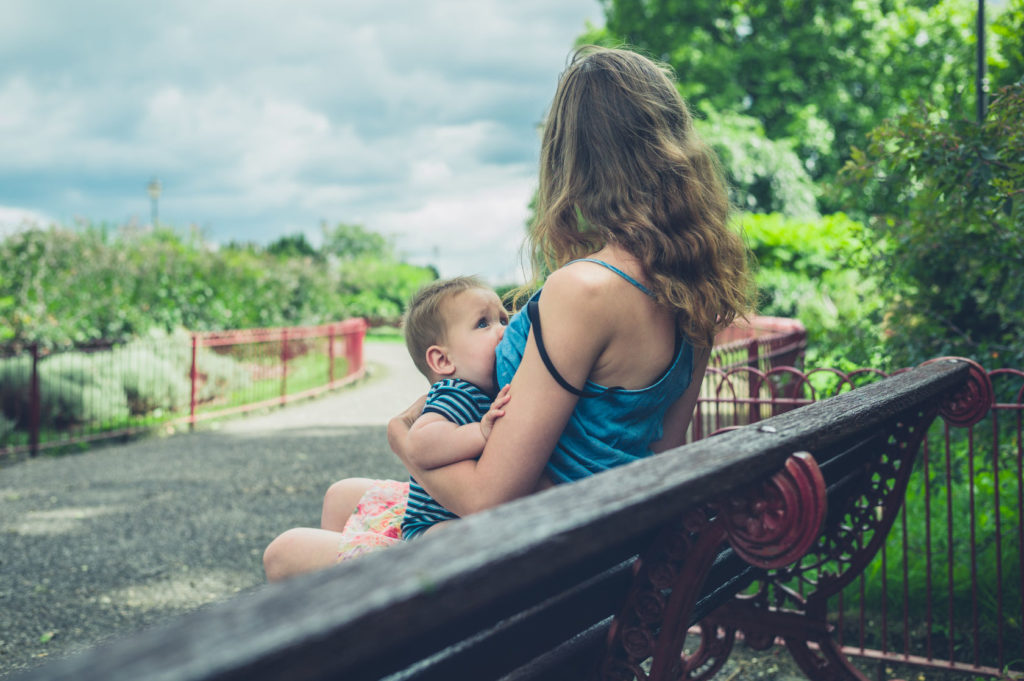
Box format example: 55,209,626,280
0,0,603,283
0,206,52,234
377,172,535,284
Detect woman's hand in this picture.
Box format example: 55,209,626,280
387,394,427,463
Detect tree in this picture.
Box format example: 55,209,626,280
587,0,979,190
0,275,14,343
840,82,1024,367
266,233,320,260
695,107,819,217
990,0,1024,90
320,222,392,261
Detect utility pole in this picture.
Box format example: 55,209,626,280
147,177,162,227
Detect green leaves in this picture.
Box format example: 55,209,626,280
601,0,974,182
695,107,820,216
0,222,437,348
840,83,1024,368
739,212,887,368
321,222,393,262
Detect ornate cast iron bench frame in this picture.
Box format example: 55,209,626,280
14,359,985,681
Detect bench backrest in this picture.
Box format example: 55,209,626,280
16,360,971,681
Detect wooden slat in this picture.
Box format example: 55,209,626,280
13,360,968,681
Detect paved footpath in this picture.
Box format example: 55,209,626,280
0,341,427,678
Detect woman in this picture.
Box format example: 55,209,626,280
263,45,754,581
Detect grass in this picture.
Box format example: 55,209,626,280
195,350,349,414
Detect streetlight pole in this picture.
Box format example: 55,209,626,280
147,177,162,227
977,0,987,122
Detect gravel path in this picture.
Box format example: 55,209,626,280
0,341,427,678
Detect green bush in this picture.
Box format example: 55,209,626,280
741,212,887,369
0,355,32,420
111,345,192,415
0,329,256,438
337,258,437,323
34,353,131,426
124,329,251,405
840,83,1024,369
192,348,253,403
0,412,15,440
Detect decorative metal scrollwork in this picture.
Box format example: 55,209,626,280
922,357,993,427
602,453,828,681
717,451,827,569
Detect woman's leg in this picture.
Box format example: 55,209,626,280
321,477,375,531
263,527,347,582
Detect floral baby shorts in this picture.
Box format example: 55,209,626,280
336,479,410,563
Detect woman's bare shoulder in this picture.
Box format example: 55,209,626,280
538,264,627,348
543,260,621,300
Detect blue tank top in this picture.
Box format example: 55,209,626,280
494,259,695,484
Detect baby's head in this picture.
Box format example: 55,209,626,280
403,276,508,393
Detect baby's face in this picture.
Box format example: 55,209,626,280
440,288,508,394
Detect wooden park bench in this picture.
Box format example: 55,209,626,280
17,358,989,681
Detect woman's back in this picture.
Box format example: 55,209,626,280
502,251,680,391
495,249,697,483
560,253,680,390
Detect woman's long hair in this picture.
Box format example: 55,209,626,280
531,45,755,346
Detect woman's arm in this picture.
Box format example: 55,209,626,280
650,345,710,453
389,271,611,516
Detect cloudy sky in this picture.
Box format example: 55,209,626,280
0,1,604,283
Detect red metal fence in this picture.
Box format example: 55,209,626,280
712,315,808,371
0,318,367,457
691,361,1023,679
0,315,797,460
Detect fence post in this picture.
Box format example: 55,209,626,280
190,334,198,431
328,325,336,385
280,328,289,404
345,320,366,376
747,339,759,424
29,343,40,457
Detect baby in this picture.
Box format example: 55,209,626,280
399,276,510,538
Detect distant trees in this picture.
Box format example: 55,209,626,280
990,0,1024,91
584,0,986,190
578,0,1023,214
0,223,436,348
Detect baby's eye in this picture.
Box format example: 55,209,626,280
500,315,509,326
476,318,489,329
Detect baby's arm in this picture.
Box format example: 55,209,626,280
404,386,510,470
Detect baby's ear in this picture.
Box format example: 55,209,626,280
425,345,456,377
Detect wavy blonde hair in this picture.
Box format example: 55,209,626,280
531,45,755,346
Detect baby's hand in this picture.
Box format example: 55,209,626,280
480,385,511,440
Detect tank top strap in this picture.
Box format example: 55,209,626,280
566,258,655,298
